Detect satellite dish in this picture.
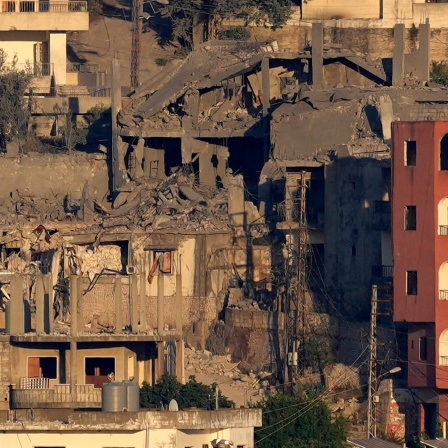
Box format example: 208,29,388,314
168,399,179,411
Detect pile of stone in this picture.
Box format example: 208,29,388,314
184,347,273,394
94,172,230,232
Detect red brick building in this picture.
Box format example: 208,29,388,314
393,121,448,435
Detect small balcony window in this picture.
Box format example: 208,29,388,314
441,134,448,171
419,336,427,361
404,206,417,230
405,140,417,166
407,270,418,296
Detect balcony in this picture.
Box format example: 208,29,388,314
11,380,102,409
372,265,393,279
440,225,448,236
4,62,52,77
371,201,391,231
0,0,88,31
440,290,448,300
441,356,448,367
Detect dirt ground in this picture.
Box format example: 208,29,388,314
68,0,178,87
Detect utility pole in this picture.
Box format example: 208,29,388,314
281,171,309,395
130,0,142,89
367,284,378,438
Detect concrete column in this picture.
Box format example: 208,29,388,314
115,275,123,333
392,24,405,87
176,340,184,383
312,23,324,88
77,275,83,334
175,273,183,335
261,57,270,118
157,273,165,336
140,272,147,331
70,340,77,400
111,57,125,191
35,274,45,334
228,174,245,230
9,274,24,334
49,32,67,85
70,275,78,336
131,274,139,332
156,342,165,380
44,273,53,333
416,20,430,84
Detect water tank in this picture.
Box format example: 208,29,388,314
102,382,127,412
124,381,140,412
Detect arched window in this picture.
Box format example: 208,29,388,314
438,197,448,235
440,329,448,366
439,262,448,300
440,134,448,170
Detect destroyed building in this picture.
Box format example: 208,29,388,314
1,15,448,441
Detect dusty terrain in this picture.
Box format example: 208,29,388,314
68,0,178,87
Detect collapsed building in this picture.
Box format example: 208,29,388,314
0,18,447,441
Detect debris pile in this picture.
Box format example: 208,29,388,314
185,346,274,396
94,172,231,232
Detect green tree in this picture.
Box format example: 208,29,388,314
0,50,33,143
255,393,348,448
140,374,235,410
159,0,293,49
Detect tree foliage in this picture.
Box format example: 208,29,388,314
254,393,348,448
140,374,235,410
431,61,448,86
0,49,33,143
158,0,293,49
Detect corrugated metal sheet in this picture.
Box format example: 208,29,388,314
348,438,402,448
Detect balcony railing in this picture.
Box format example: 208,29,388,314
440,290,448,300
2,62,52,76
441,356,448,366
19,377,50,389
372,265,394,279
440,225,448,235
67,62,99,73
11,383,102,409
28,86,111,98
0,0,87,12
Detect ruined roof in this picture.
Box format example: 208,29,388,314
129,40,276,119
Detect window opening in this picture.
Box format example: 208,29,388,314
419,336,428,361
148,250,173,283
405,140,417,166
407,270,418,296
28,356,57,379
405,206,417,230
85,357,115,388
441,134,448,171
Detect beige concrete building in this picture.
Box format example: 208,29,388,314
0,409,262,448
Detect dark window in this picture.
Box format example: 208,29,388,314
28,356,57,379
441,134,448,171
405,206,417,230
411,340,414,349
419,336,428,361
405,141,417,166
351,245,356,257
407,270,418,295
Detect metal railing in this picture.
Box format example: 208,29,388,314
0,0,87,12
440,225,448,235
441,356,448,366
2,62,52,76
66,62,100,73
19,377,50,389
440,290,448,300
28,85,111,98
371,265,393,278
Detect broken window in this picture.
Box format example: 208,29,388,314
85,357,115,388
405,141,417,166
148,250,173,283
419,336,428,361
404,206,417,230
407,270,418,296
28,356,57,379
441,134,448,170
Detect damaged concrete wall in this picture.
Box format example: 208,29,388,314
324,156,389,316
0,340,11,411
